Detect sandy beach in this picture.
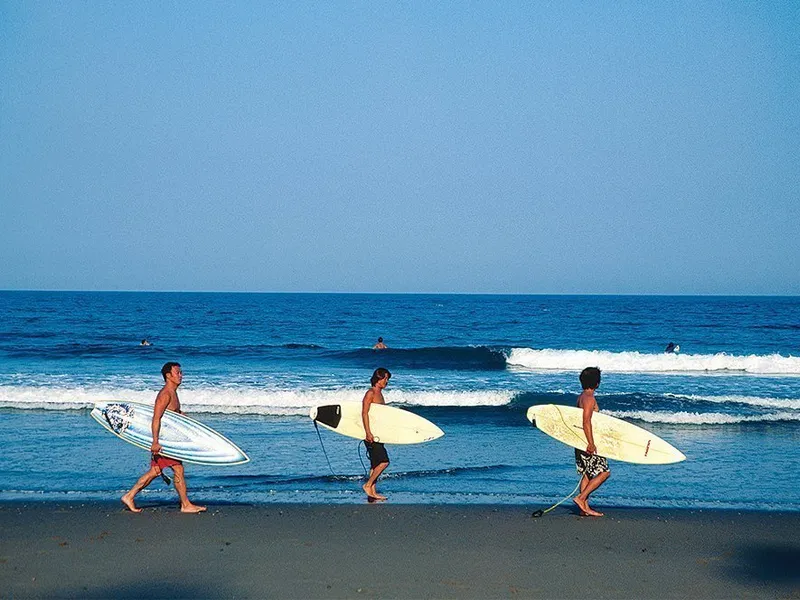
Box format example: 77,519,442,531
1,502,798,599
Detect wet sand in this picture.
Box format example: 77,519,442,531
1,502,798,599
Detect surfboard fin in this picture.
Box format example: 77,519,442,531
314,405,342,428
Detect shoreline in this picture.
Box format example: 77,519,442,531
1,502,798,598
1,497,800,513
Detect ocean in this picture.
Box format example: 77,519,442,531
1,291,798,511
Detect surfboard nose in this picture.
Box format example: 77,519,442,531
309,406,318,421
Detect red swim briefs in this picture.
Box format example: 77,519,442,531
151,454,182,469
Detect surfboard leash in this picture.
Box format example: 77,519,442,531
312,420,338,476
150,454,172,486
531,478,582,518
357,441,369,477
312,420,372,480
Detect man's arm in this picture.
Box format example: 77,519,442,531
362,390,375,443
582,397,597,454
151,390,170,454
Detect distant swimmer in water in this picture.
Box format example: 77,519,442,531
140,339,151,346
664,342,680,354
373,337,387,350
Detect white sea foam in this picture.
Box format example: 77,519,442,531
0,386,514,415
506,348,800,375
608,410,800,424
665,393,800,410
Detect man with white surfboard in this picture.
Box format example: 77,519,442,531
573,367,611,517
121,362,206,514
362,368,392,501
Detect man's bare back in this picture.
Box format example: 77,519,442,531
572,367,610,517
576,389,598,413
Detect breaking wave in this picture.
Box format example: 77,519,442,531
0,385,515,415
608,409,800,425
507,348,800,375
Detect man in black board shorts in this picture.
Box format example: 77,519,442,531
362,368,391,500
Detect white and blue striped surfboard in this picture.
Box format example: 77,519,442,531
91,400,249,466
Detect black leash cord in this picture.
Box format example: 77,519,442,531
313,420,337,476
358,440,370,477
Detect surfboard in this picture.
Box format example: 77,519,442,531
91,400,249,466
309,402,444,444
526,404,685,464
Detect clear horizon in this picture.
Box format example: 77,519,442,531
1,289,798,298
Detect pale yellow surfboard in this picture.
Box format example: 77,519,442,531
526,404,685,464
310,402,444,444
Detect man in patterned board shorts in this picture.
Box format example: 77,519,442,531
573,367,611,517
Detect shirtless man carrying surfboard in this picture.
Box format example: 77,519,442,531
362,368,392,500
121,362,206,513
573,367,611,517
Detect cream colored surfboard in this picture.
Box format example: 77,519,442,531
526,404,685,464
309,402,444,444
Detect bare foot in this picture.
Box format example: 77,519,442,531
180,503,207,514
362,483,387,501
573,496,589,515
121,495,142,513
584,505,604,517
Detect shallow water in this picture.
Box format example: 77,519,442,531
0,292,798,509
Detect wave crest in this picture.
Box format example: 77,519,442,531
507,348,800,375
0,386,515,415
609,409,800,424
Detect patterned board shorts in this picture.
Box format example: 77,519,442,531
575,449,610,479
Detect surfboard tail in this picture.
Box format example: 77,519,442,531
312,404,342,428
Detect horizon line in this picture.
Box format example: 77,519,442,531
1,289,798,298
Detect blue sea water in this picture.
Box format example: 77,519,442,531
0,291,798,511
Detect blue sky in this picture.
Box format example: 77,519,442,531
1,2,798,294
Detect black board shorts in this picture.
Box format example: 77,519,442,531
365,441,390,468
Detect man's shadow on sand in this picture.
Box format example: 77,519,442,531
723,543,800,587
82,580,224,599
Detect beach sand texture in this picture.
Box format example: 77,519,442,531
1,503,798,599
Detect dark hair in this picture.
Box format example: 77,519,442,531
161,362,181,381
378,337,383,342
579,367,601,390
371,367,391,386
